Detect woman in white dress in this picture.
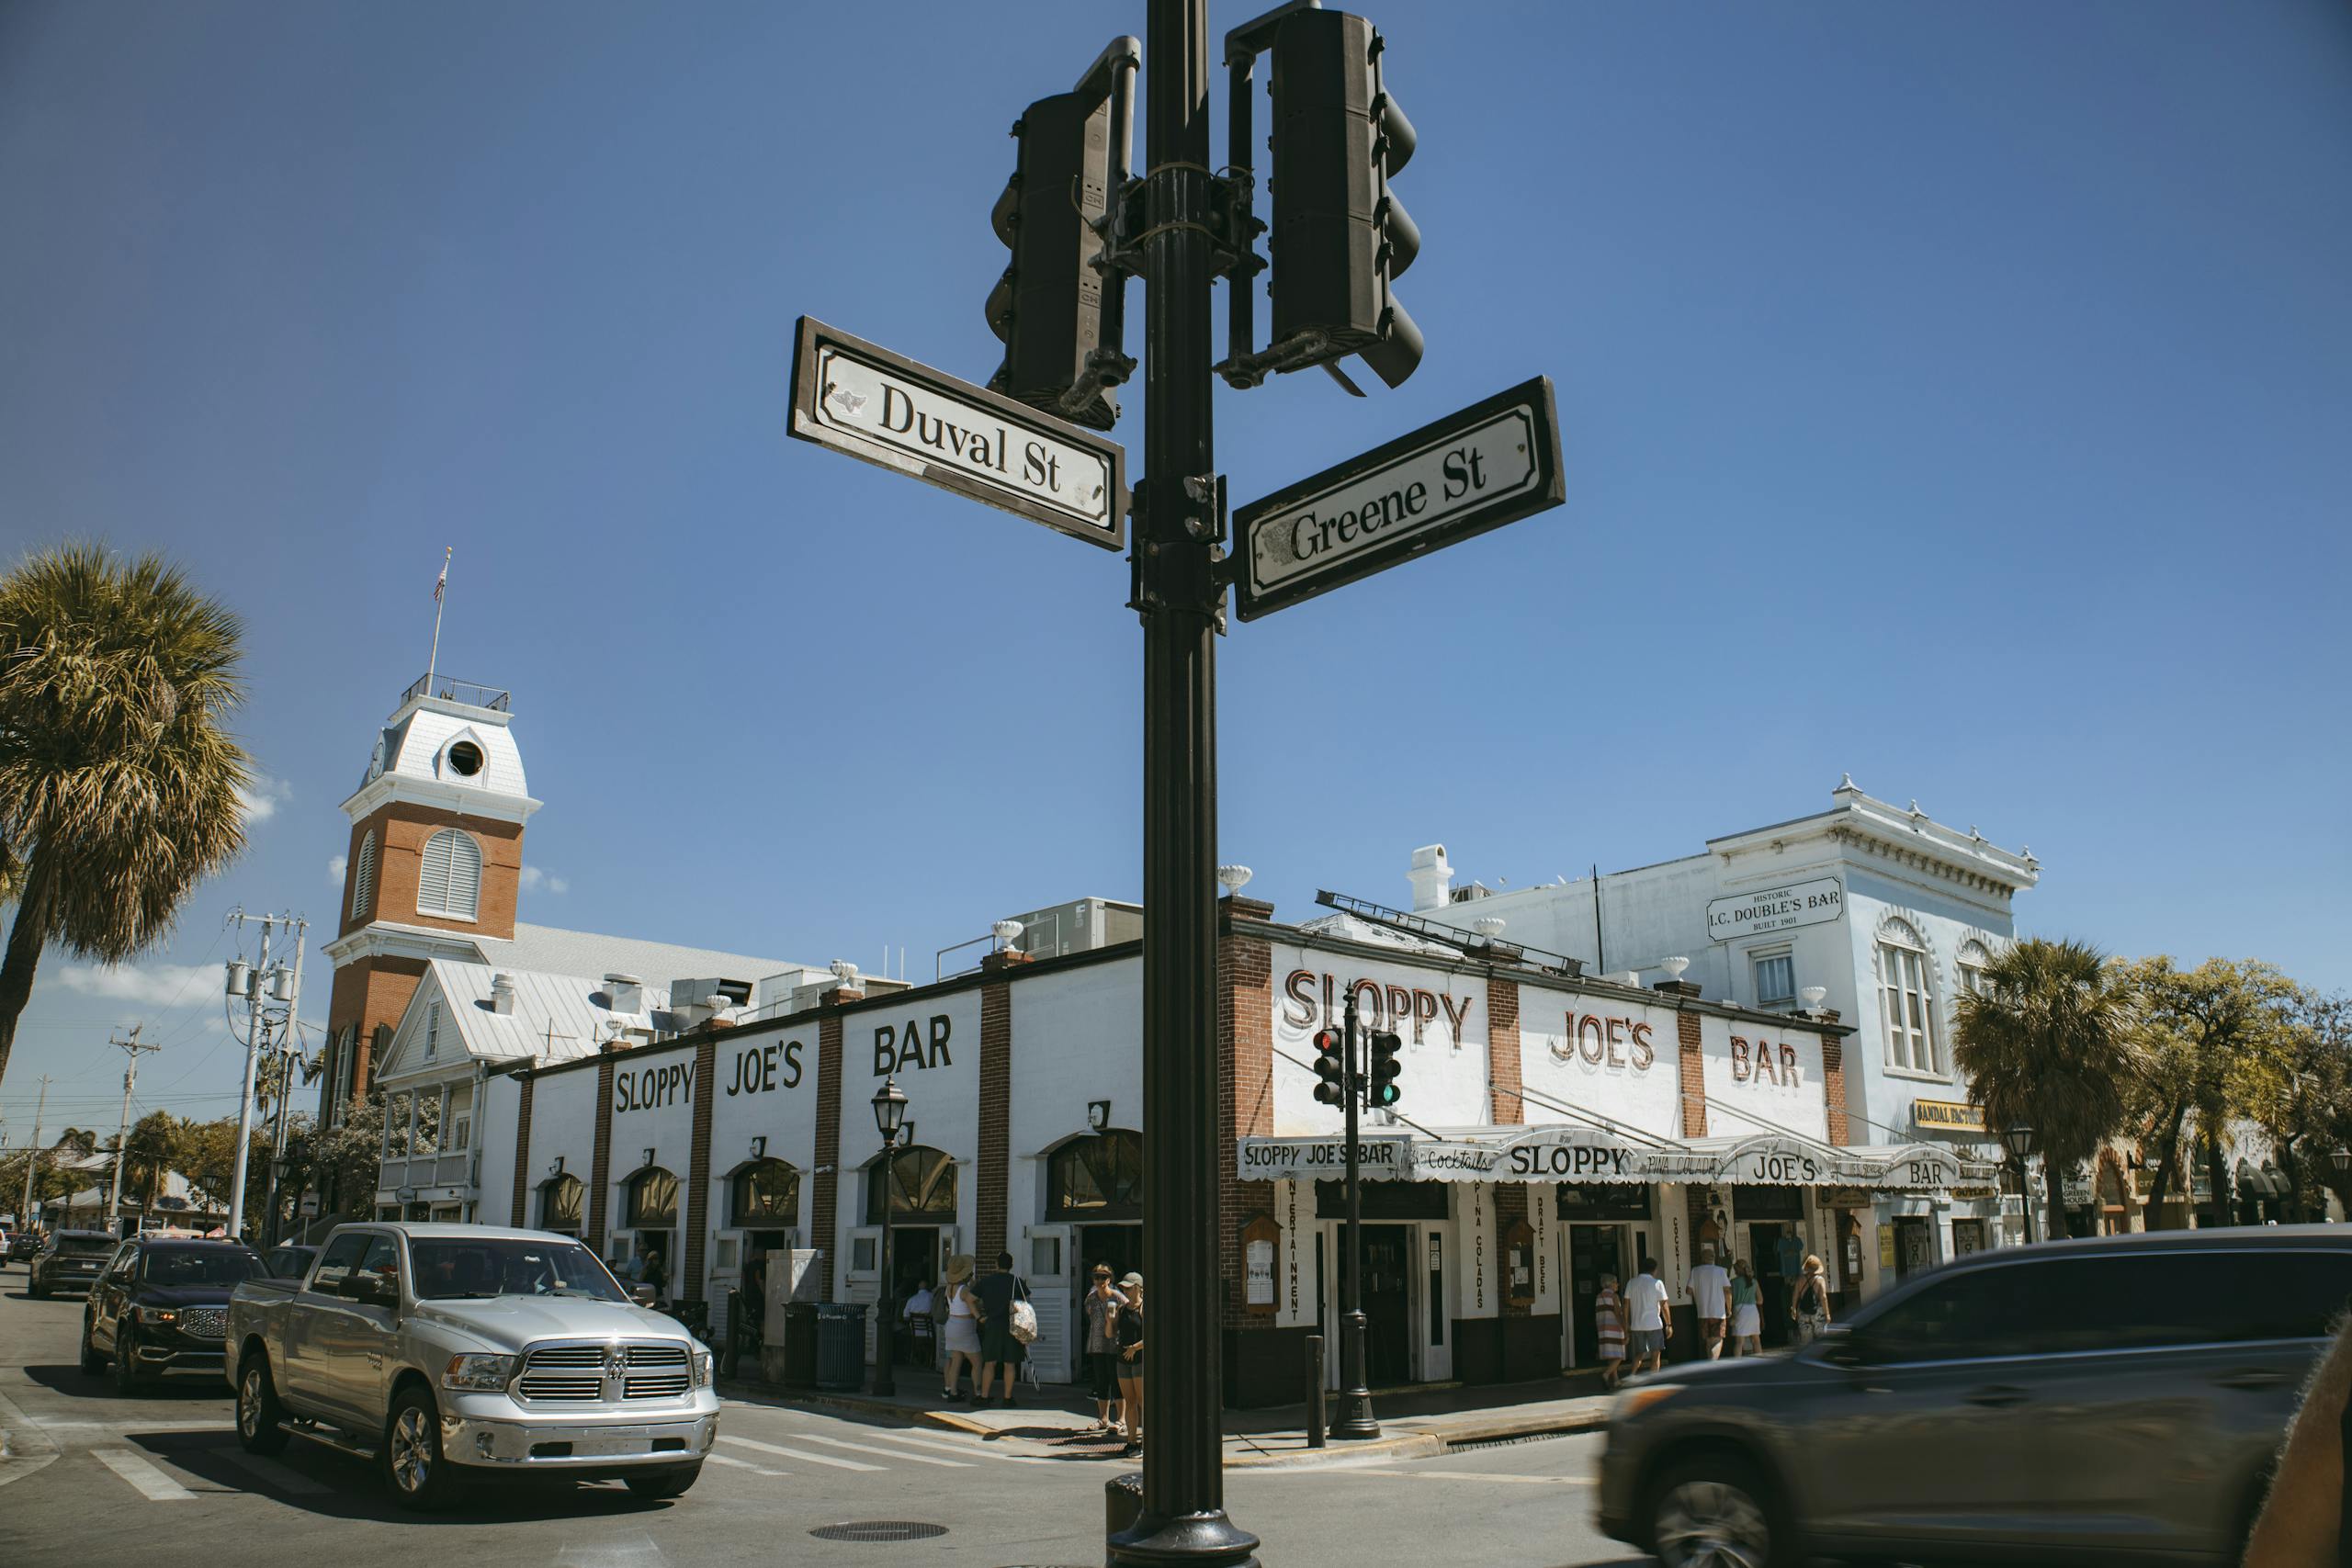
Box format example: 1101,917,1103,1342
940,1254,983,1403
1728,1257,1763,1356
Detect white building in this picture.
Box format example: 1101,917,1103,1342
1397,776,2038,1293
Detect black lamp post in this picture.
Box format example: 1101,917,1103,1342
2003,1122,2039,1245
870,1076,909,1398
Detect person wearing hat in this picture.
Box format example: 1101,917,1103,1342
1113,1271,1145,1455
939,1253,983,1404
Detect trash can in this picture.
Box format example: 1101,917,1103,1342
813,1302,868,1392
779,1301,820,1389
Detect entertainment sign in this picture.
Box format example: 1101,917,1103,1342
1706,877,1844,942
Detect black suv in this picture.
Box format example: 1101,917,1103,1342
28,1229,119,1298
1598,1225,2352,1566
80,1238,264,1391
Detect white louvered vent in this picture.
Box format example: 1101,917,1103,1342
417,828,482,920
349,829,378,919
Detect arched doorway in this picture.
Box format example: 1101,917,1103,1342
618,1166,678,1292
865,1144,957,1312
537,1173,583,1238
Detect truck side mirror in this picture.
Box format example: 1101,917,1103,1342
630,1282,658,1307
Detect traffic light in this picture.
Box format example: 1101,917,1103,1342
987,86,1127,430
1367,1031,1403,1108
1313,1027,1349,1106
1266,7,1422,389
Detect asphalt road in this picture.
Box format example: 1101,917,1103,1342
0,1261,1639,1568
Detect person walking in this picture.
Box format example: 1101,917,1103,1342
1791,1254,1832,1346
971,1249,1029,1409
1113,1271,1146,1456
639,1246,668,1306
1625,1257,1671,1374
1081,1264,1125,1436
1728,1258,1763,1357
1593,1272,1629,1391
1688,1244,1730,1360
939,1253,982,1403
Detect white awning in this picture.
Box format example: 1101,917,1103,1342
1236,1134,1415,1182
1242,1127,1999,1192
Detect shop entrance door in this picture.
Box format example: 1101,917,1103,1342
1748,1223,1793,1347
1079,1224,1142,1293
1362,1224,1413,1386
1894,1215,1935,1281
1951,1218,1989,1256
1566,1224,1629,1367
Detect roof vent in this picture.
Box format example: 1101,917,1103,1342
491,973,517,1015
1408,844,1453,912
604,974,645,1014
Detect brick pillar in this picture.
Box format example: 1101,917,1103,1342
976,976,1014,1270
1487,976,1522,1125
1820,1030,1849,1145
1677,1010,1707,1138
508,1073,535,1227
588,1058,616,1247
813,1011,844,1303
1217,896,1275,1330
684,1034,718,1303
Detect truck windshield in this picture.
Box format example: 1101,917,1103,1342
143,1247,261,1287
408,1238,629,1303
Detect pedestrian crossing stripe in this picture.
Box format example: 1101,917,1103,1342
864,1430,1058,1464
717,1435,884,1472
791,1433,969,1467
705,1452,788,1478
92,1448,195,1501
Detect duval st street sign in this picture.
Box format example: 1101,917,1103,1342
1232,377,1565,620
787,316,1126,550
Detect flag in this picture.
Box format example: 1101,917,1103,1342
434,548,449,603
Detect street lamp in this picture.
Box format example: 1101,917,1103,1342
870,1076,910,1398
2003,1122,2039,1245
2333,1146,2351,1177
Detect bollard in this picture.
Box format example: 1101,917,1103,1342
1104,1471,1145,1566
1306,1332,1327,1449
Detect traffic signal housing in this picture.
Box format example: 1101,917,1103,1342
987,87,1128,430
1367,1030,1403,1108
1266,7,1422,389
1313,1027,1349,1106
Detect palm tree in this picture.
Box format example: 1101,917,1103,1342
0,544,250,1089
1952,937,2143,1240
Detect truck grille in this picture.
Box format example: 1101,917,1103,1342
515,1340,695,1404
180,1307,227,1339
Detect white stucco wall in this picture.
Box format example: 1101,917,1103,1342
1515,987,1682,1141
1269,943,1491,1133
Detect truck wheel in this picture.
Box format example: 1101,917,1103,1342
1647,1454,1787,1568
383,1388,464,1512
112,1327,147,1394
623,1464,702,1501
80,1316,106,1375
236,1355,291,1454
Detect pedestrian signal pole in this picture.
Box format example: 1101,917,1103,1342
1333,993,1380,1438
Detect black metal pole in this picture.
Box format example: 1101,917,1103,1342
1333,996,1378,1438
1305,1333,1326,1449
2017,1155,2037,1247
873,1134,898,1397
1109,2,1259,1563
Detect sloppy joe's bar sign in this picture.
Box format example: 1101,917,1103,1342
1706,877,1843,942
1238,1135,1412,1179
1280,967,1475,1045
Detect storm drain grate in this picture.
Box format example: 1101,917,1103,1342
1442,1430,1579,1455
809,1522,949,1544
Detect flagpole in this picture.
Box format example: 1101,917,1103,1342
426,547,450,694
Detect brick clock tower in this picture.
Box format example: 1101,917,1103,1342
317,675,540,1120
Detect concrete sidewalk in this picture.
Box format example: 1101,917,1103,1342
716,1372,1615,1469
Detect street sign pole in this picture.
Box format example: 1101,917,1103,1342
1334,994,1379,1438
1110,0,1260,1563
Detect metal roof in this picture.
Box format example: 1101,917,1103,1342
485,923,809,991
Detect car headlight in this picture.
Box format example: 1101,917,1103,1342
441,1353,518,1392
147,1309,179,1325
694,1348,713,1387
1611,1382,1685,1425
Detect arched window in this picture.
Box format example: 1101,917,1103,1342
1876,918,1939,1075
539,1174,583,1235
730,1160,800,1228
416,828,482,920
349,829,378,919
864,1145,957,1225
627,1168,679,1230
1955,939,1996,1000
1046,1130,1144,1220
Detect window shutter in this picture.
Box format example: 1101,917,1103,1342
447,832,481,919
418,830,453,914
350,830,378,919
416,829,481,920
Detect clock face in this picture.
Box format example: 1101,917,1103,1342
369,738,386,779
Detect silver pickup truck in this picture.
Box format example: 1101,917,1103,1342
225,1221,718,1509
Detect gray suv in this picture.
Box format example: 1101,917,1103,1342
1598,1225,2352,1566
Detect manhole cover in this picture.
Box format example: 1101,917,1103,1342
809,1522,949,1544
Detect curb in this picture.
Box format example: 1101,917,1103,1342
714,1378,1076,1439
1224,1409,1609,1469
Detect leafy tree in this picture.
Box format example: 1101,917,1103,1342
278,1094,383,1234
2250,990,2352,1222
0,544,251,1091
1952,938,2143,1240
2118,957,2301,1227
120,1109,187,1213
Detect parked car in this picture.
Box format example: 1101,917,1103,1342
81,1237,266,1392
226,1222,717,1510
261,1243,318,1280
28,1230,120,1298
6,1230,38,1262
1598,1225,2352,1567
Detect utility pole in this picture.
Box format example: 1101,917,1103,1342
1117,4,1255,1564
106,1028,161,1236
261,920,310,1244
17,1075,48,1232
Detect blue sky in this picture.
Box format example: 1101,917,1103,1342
4,1,2348,1141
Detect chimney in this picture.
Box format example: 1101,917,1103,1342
605,974,645,1014
491,973,517,1015
1408,844,1453,912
